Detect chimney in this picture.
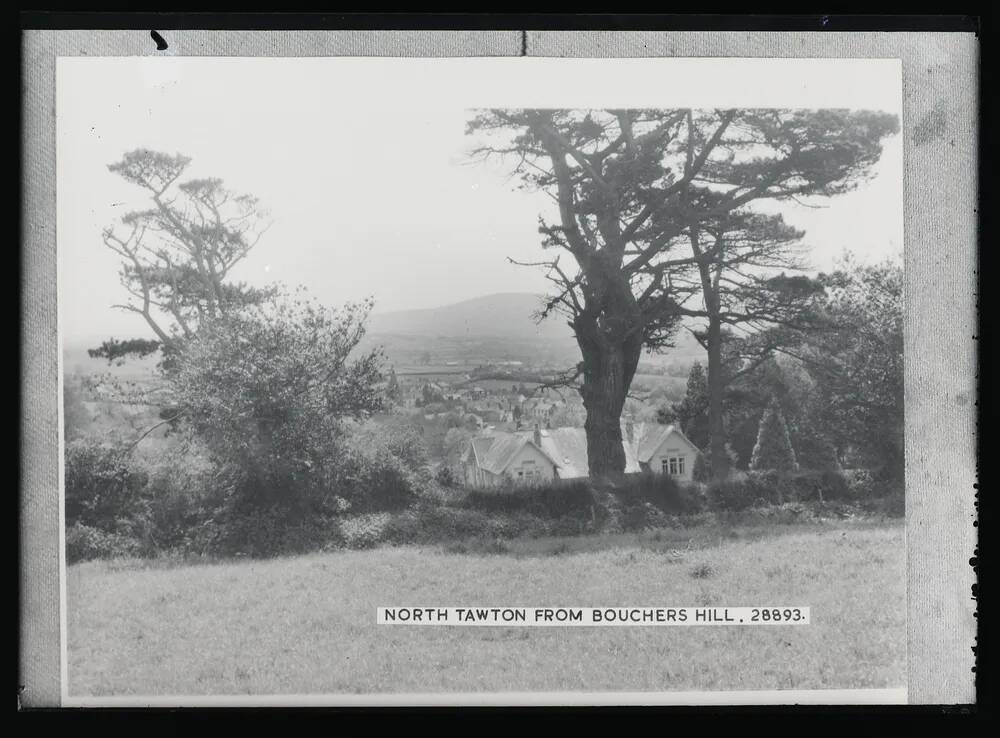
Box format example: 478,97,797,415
625,413,635,443
533,423,541,447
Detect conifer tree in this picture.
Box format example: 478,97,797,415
750,399,799,472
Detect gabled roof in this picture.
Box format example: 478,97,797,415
535,427,643,479
468,436,495,466
472,432,560,475
468,422,699,479
629,422,700,462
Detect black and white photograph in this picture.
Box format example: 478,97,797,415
34,46,968,706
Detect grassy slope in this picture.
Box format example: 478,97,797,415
67,521,904,696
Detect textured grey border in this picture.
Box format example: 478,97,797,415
525,31,979,706
21,30,978,707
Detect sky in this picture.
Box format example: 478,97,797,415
57,57,902,346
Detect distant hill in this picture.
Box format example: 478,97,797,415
365,292,705,369
63,292,706,377
368,293,572,342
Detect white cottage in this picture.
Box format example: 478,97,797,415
462,420,699,488
461,427,559,488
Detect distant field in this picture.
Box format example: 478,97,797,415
470,378,543,392
63,348,160,382
67,521,905,697
395,366,470,378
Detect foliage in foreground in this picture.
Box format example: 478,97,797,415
65,430,902,563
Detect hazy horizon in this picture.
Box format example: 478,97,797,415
57,57,903,348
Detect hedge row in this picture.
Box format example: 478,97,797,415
706,469,887,512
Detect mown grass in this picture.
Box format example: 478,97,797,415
67,519,905,697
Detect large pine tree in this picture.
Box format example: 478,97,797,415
750,399,799,472
468,108,899,479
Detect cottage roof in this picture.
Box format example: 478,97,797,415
468,422,698,479
630,422,700,461
535,427,642,478
473,432,560,475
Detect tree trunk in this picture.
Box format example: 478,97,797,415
705,315,729,479
576,314,643,481
690,233,729,482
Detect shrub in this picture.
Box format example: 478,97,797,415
139,440,219,553
338,422,431,512
212,505,335,558
435,465,457,488
692,444,740,482
461,479,593,518
740,469,852,505
338,513,393,550
843,468,879,499
795,436,843,472
64,437,149,541
707,475,758,512
66,523,142,563
744,470,784,505
383,504,553,546
706,471,830,511
620,502,671,532
788,470,851,502
168,296,386,517
337,446,425,512
612,472,705,515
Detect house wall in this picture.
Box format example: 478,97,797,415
464,442,556,489
503,443,557,484
463,455,489,487
648,431,696,482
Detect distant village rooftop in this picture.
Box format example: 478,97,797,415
461,421,699,487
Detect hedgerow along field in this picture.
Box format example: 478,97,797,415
67,518,904,697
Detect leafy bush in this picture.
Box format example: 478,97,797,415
336,445,425,513
337,513,393,550
708,475,753,512
612,472,705,515
726,470,853,508
66,523,142,563
64,437,150,542
718,502,818,526
435,465,457,487
461,479,593,518
337,421,431,512
692,444,740,482
788,470,851,502
138,440,220,554
620,502,671,532
212,506,336,558
381,504,554,546
169,296,385,516
843,468,879,499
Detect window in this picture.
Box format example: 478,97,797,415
662,457,685,476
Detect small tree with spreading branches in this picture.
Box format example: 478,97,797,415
93,149,275,364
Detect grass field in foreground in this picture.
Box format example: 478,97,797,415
67,521,905,697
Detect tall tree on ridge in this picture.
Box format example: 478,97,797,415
468,108,899,478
